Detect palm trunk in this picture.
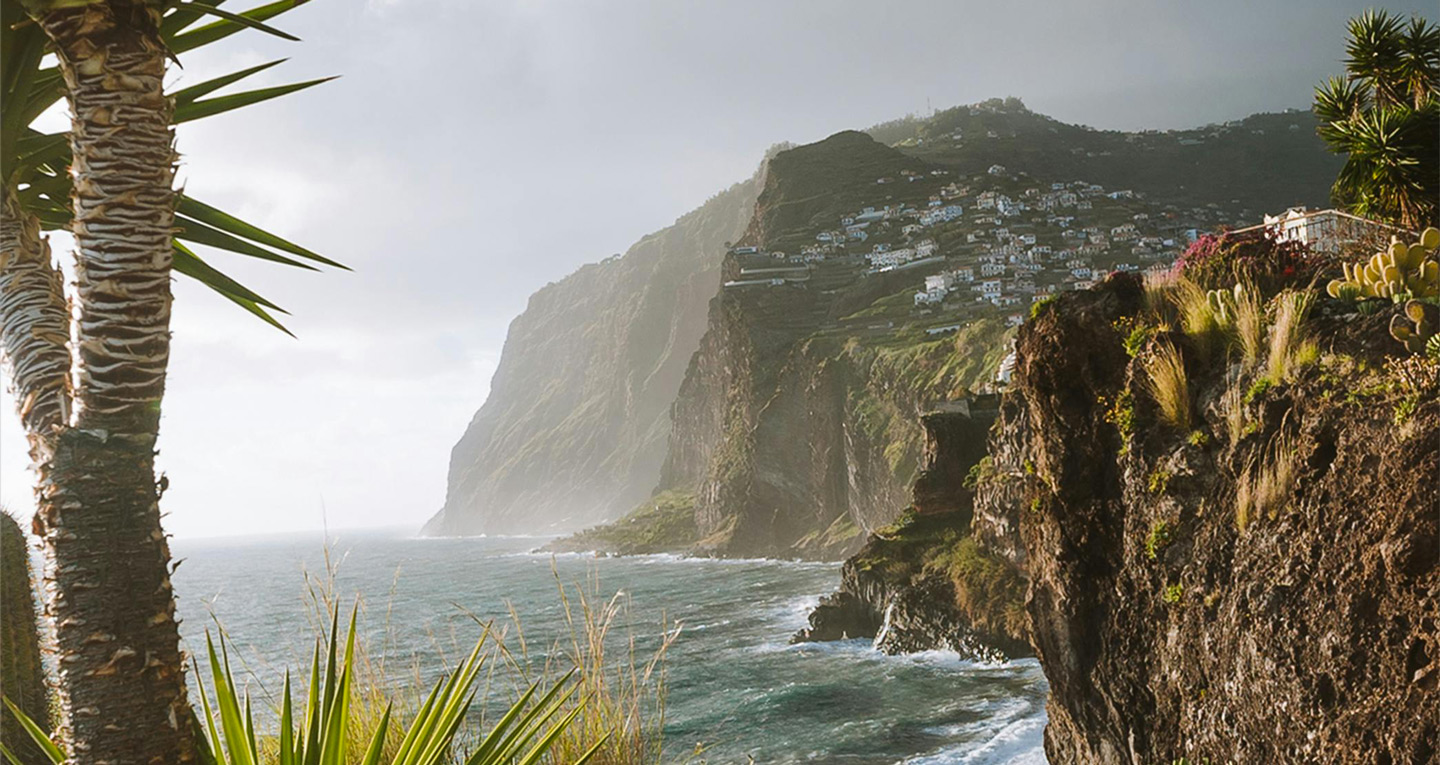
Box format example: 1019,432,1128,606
28,4,196,763
0,189,70,461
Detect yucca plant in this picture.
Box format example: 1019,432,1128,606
1314,9,1439,229
2,611,607,765
0,1,344,761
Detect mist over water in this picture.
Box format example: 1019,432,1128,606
172,530,1045,764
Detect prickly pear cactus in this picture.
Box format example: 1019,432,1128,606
1389,299,1439,354
1,511,49,761
1327,227,1440,301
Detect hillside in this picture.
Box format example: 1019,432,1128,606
422,169,763,535
439,99,1342,544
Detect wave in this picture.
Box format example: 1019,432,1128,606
903,699,1046,765
491,549,839,570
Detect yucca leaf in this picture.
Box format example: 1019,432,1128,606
465,679,545,763
0,740,24,765
209,634,258,765
172,1,300,41
161,0,226,38
193,650,229,765
170,0,310,55
389,677,445,765
180,196,348,269
468,671,579,765
175,215,319,270
571,734,612,765
358,703,393,765
513,703,590,765
175,76,337,124
279,673,296,765
302,640,324,765
1,698,63,764
173,241,287,311
173,59,288,106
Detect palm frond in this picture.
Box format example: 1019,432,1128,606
1,0,342,332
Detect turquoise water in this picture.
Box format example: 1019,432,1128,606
172,530,1046,764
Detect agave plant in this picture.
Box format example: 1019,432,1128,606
2,611,607,765
0,1,345,761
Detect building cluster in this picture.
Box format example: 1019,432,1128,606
910,179,1199,317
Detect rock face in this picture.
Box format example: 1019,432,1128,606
792,404,1032,659
995,276,1439,764
657,132,1012,559
423,170,763,535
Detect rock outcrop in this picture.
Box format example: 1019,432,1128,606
996,276,1438,764
792,403,1032,659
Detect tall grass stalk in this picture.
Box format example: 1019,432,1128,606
1144,339,1192,431
1266,290,1315,384
1171,277,1223,361
1236,433,1298,531
1232,279,1266,369
1143,269,1178,325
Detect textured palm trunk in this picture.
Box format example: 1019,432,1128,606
0,189,70,460
23,4,197,763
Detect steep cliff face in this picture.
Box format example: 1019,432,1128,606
791,404,1033,659
424,171,762,536
993,277,1438,764
655,131,1012,559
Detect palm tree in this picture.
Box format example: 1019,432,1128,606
1314,9,1440,230
0,1,341,761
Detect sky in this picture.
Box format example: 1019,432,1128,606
1,0,1429,538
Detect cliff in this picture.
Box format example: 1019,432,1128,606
423,168,763,535
449,100,1343,546
791,403,1033,659
997,275,1438,763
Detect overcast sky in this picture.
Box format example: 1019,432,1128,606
1,0,1427,538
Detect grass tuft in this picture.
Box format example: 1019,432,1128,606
1236,433,1298,531
1144,339,1192,431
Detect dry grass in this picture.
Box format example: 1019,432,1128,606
1171,277,1225,361
1236,433,1298,531
480,567,679,765
1265,290,1316,384
1143,269,1179,324
548,575,679,765
1232,279,1266,369
1144,338,1192,431
1222,378,1246,448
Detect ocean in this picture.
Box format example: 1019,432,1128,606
171,530,1047,764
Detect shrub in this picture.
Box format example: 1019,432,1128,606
1145,520,1174,561
1147,469,1172,495
963,455,995,490
929,537,1028,643
1101,390,1136,454
1175,228,1326,293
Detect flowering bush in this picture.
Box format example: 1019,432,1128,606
1174,228,1329,294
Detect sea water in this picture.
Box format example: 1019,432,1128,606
172,530,1046,764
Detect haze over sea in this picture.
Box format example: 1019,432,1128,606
172,530,1046,764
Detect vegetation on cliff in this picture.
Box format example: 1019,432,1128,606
996,266,1437,762
543,491,698,556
